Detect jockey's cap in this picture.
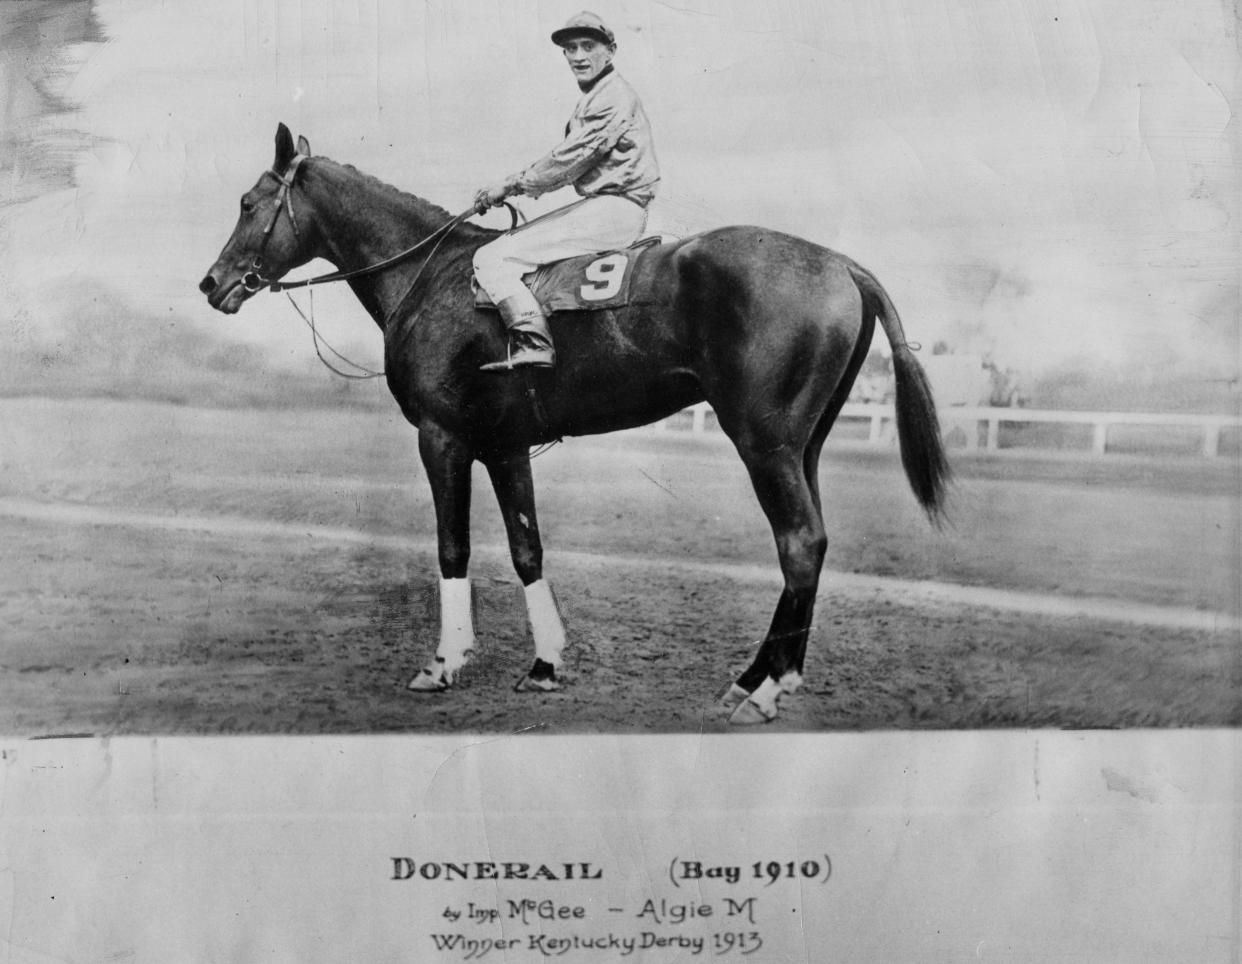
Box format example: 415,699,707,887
551,11,615,47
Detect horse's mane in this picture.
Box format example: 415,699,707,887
314,156,484,234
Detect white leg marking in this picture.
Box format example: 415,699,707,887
437,577,475,670
408,578,475,691
729,677,782,725
524,579,566,667
777,671,803,695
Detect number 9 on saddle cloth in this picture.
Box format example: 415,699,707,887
472,236,663,314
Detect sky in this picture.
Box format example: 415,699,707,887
1,0,1237,380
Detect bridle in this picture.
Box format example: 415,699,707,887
239,152,500,296
240,154,309,294
233,155,559,455
233,153,515,382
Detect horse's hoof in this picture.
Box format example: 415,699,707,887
728,677,783,724
729,698,777,725
407,667,449,692
514,658,559,693
514,673,560,693
718,683,751,711
407,656,468,693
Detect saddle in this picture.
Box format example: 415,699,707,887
473,236,663,314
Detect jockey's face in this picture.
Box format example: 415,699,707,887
560,37,614,85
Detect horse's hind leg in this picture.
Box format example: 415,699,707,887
723,449,827,724
484,452,567,692
788,315,873,678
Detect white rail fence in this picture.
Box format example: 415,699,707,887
659,402,1241,458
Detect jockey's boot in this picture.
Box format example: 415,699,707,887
480,290,555,372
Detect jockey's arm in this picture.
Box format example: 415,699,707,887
474,105,628,213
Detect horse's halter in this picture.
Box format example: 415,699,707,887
241,153,308,292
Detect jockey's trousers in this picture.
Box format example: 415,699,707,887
472,194,647,304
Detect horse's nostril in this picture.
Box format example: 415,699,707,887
199,275,217,295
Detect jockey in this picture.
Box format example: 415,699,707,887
472,11,660,371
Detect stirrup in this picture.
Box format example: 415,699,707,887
480,338,555,372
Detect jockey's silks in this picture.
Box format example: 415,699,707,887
509,69,660,209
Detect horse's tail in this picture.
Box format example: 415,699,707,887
848,263,951,524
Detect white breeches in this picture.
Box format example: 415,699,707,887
472,194,647,303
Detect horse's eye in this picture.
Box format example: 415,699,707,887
241,198,255,214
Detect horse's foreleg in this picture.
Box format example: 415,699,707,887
485,454,566,692
408,423,476,693
723,452,827,724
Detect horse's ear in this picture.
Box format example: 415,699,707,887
296,135,311,157
274,123,296,172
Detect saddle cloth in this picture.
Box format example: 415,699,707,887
473,236,662,313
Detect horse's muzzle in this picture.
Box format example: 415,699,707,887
198,268,253,313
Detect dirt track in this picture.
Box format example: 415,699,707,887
1,398,1238,733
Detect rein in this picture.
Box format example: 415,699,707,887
242,159,523,380
244,162,558,457
265,207,476,293
242,157,519,295
281,208,470,380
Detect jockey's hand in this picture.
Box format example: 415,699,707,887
473,182,510,216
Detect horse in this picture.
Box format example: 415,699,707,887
199,123,950,724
